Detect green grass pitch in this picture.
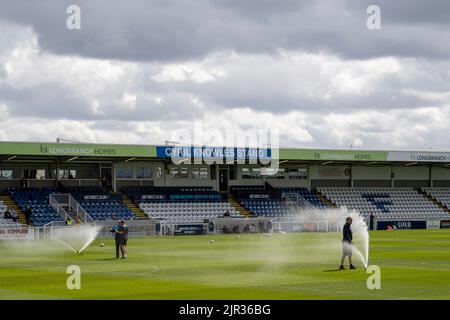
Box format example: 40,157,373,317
0,229,449,299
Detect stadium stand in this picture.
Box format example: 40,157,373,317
231,186,292,218
7,187,136,226
64,187,136,221
7,187,63,226
421,187,450,212
239,199,291,218
123,186,241,223
278,187,327,209
317,187,450,221
0,200,6,215
0,201,20,226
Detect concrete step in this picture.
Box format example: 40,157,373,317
0,195,27,225
228,194,253,217
122,196,148,220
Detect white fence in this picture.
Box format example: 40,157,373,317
49,193,94,224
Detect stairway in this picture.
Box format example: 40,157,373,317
122,195,148,220
0,195,26,224
418,189,450,215
228,194,253,218
315,191,337,208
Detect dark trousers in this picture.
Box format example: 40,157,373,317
115,240,125,258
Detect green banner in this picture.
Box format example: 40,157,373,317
4,142,438,163
279,148,388,161
0,142,156,158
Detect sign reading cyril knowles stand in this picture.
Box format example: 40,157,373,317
156,146,271,163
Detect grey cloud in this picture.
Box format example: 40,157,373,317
0,83,93,120
0,0,450,62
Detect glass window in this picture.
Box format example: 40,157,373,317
36,169,46,180
179,167,188,178
58,169,67,179
241,167,252,179
170,166,189,179
264,168,285,179
192,167,208,179
155,166,163,179
136,166,152,179
199,167,208,179
0,169,13,180
251,168,261,179
287,168,308,179
117,166,133,179
69,170,76,179
170,166,179,178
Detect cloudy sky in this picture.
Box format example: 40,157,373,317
0,0,449,150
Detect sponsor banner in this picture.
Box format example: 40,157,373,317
142,194,166,200
377,221,427,230
426,220,441,229
318,166,351,178
387,151,450,163
249,194,270,199
279,221,332,232
174,224,204,235
279,149,388,162
0,142,155,158
141,194,223,201
236,190,282,200
84,195,109,200
169,194,223,201
0,227,34,240
440,220,450,229
156,146,271,161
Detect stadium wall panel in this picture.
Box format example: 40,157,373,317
28,179,56,188
116,180,140,189
0,180,21,194
164,179,217,188
393,180,430,188
392,166,429,180
352,179,391,187
311,179,350,188
352,166,391,180
79,179,102,187
431,167,450,180
265,179,308,188
228,180,263,187
432,180,450,187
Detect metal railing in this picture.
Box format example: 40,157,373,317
283,192,316,211
49,193,95,224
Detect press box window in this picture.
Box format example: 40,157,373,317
58,169,76,179
241,167,252,179
264,168,285,179
252,168,261,178
0,169,13,180
288,168,308,179
199,167,208,179
117,166,133,179
155,166,163,179
170,166,188,179
136,166,152,179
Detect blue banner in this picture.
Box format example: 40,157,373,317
156,146,271,161
141,194,224,201
377,221,427,230
174,224,204,235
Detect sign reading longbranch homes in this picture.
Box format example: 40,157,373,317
0,142,155,158
39,145,117,156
